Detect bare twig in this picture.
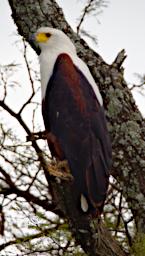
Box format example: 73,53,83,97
77,0,95,34
129,82,145,91
18,39,35,115
77,0,108,35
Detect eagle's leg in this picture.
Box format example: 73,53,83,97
46,132,73,181
48,160,73,181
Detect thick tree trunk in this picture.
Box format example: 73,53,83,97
8,0,145,255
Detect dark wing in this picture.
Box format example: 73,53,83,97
42,53,112,214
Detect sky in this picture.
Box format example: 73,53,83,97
0,0,145,116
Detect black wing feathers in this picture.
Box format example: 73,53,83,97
42,53,112,214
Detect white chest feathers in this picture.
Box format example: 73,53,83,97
39,50,103,106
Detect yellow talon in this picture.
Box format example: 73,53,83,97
47,160,73,181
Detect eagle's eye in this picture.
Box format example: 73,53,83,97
45,33,51,37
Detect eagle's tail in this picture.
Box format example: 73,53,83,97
84,135,110,216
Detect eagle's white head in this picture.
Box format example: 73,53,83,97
34,27,76,55
33,27,77,98
32,27,103,105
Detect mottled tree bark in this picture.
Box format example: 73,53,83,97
7,0,145,255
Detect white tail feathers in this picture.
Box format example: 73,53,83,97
80,194,88,212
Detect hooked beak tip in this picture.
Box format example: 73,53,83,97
29,33,41,55
29,33,36,43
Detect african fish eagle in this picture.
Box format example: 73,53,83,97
32,27,112,216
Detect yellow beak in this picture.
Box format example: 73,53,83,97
36,33,48,43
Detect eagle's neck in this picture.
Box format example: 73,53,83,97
39,50,57,99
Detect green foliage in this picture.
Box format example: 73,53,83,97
131,233,145,256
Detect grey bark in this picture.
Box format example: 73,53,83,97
7,0,145,255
